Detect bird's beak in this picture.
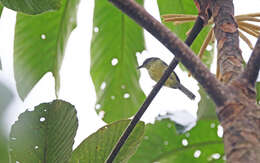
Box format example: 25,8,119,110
137,64,143,69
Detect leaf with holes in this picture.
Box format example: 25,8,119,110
197,85,217,120
157,0,214,71
70,120,144,163
0,81,13,163
90,0,145,123
14,0,79,100
9,100,78,163
0,0,61,15
129,118,224,162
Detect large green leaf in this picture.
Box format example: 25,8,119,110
157,0,214,70
130,118,224,162
9,100,78,163
90,0,145,123
70,120,144,163
0,0,61,14
0,81,13,163
197,85,217,120
14,0,79,100
257,82,260,104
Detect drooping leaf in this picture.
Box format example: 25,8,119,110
9,100,78,163
130,117,224,163
197,85,217,120
70,120,144,163
90,0,145,123
14,0,79,100
0,0,61,14
0,81,13,163
257,82,260,104
157,0,214,71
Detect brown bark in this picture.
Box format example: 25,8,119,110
109,0,260,162
212,0,260,162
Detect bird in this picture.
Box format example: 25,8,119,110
138,57,196,100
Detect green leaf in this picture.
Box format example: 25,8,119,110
130,118,224,163
257,82,260,104
90,0,145,123
197,85,217,120
9,100,78,163
156,0,214,70
0,4,3,16
0,0,61,15
70,120,145,163
0,81,13,163
14,0,79,100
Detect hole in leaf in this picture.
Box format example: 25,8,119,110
182,139,188,146
164,141,168,145
35,146,39,150
210,123,215,128
194,150,201,158
123,93,130,99
111,58,118,66
40,117,45,122
211,153,221,159
41,34,46,40
94,27,99,33
217,125,223,138
95,104,101,110
111,96,115,100
144,136,149,140
100,82,106,90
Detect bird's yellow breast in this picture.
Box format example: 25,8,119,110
148,61,178,88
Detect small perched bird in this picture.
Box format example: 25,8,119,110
138,57,195,100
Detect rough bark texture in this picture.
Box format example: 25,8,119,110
212,0,243,84
212,0,260,162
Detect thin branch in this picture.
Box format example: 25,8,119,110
109,0,228,105
105,9,206,163
241,36,260,85
106,58,178,163
106,15,205,163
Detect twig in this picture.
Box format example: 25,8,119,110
106,15,204,163
241,36,260,85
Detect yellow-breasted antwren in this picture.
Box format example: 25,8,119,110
138,57,195,100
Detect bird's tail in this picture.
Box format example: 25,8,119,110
177,83,196,100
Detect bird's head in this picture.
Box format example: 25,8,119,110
137,57,160,69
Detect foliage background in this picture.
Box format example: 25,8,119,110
0,0,259,150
